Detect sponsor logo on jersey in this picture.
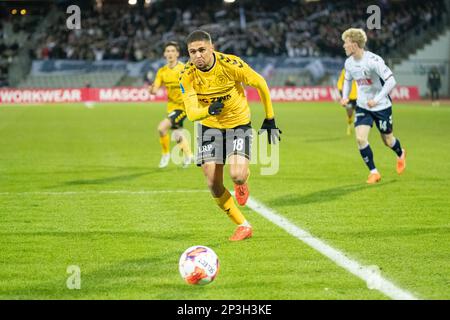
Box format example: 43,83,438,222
356,79,373,86
199,94,231,104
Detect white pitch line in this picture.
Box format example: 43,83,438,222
0,190,209,196
245,196,419,300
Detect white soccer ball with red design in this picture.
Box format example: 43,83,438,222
179,246,219,285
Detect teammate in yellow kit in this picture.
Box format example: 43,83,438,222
149,41,193,168
337,68,358,135
179,30,281,241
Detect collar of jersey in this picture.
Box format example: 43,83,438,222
353,50,366,62
198,52,216,73
167,62,181,70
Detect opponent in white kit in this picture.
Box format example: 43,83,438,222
340,28,406,184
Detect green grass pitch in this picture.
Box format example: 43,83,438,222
1,101,449,299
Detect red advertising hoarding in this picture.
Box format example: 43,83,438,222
0,86,420,104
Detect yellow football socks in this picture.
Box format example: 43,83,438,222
214,189,246,225
347,115,354,125
159,134,170,155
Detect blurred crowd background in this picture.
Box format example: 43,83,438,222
0,0,449,97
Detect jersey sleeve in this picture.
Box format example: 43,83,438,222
371,56,393,82
342,61,353,99
344,60,353,80
226,55,275,119
179,68,210,122
153,68,164,88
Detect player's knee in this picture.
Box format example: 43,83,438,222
158,126,167,136
173,130,183,144
356,136,368,148
383,135,395,147
230,169,248,185
158,121,170,135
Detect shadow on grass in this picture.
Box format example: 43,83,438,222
268,180,397,207
41,167,172,189
64,171,156,185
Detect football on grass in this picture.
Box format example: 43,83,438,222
179,246,219,285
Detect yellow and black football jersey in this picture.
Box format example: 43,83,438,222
153,62,185,112
179,51,274,129
337,68,357,101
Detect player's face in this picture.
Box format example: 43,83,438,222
164,45,179,63
187,41,214,70
343,38,358,56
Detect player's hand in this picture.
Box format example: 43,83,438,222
259,118,282,144
148,84,154,95
208,100,224,116
340,98,349,107
367,100,377,108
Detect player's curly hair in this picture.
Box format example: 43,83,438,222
186,30,212,45
341,28,367,48
164,41,180,52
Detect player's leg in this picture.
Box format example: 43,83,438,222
197,124,252,241
202,162,252,241
228,155,250,206
375,107,406,175
355,125,380,182
226,124,252,206
157,118,172,168
346,102,355,135
354,108,380,183
172,129,193,167
170,111,193,167
346,106,353,134
380,132,406,174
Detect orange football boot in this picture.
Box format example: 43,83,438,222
185,267,207,285
396,149,406,174
229,226,253,241
234,183,249,206
366,172,381,184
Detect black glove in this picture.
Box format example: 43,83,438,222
208,99,224,115
259,118,282,144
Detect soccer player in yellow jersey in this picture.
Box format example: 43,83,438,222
337,68,358,135
179,30,281,241
149,41,193,168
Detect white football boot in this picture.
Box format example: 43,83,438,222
158,154,170,168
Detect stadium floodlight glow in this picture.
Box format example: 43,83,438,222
224,0,236,3
20,9,27,15
11,9,17,15
128,0,137,5
145,0,152,3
